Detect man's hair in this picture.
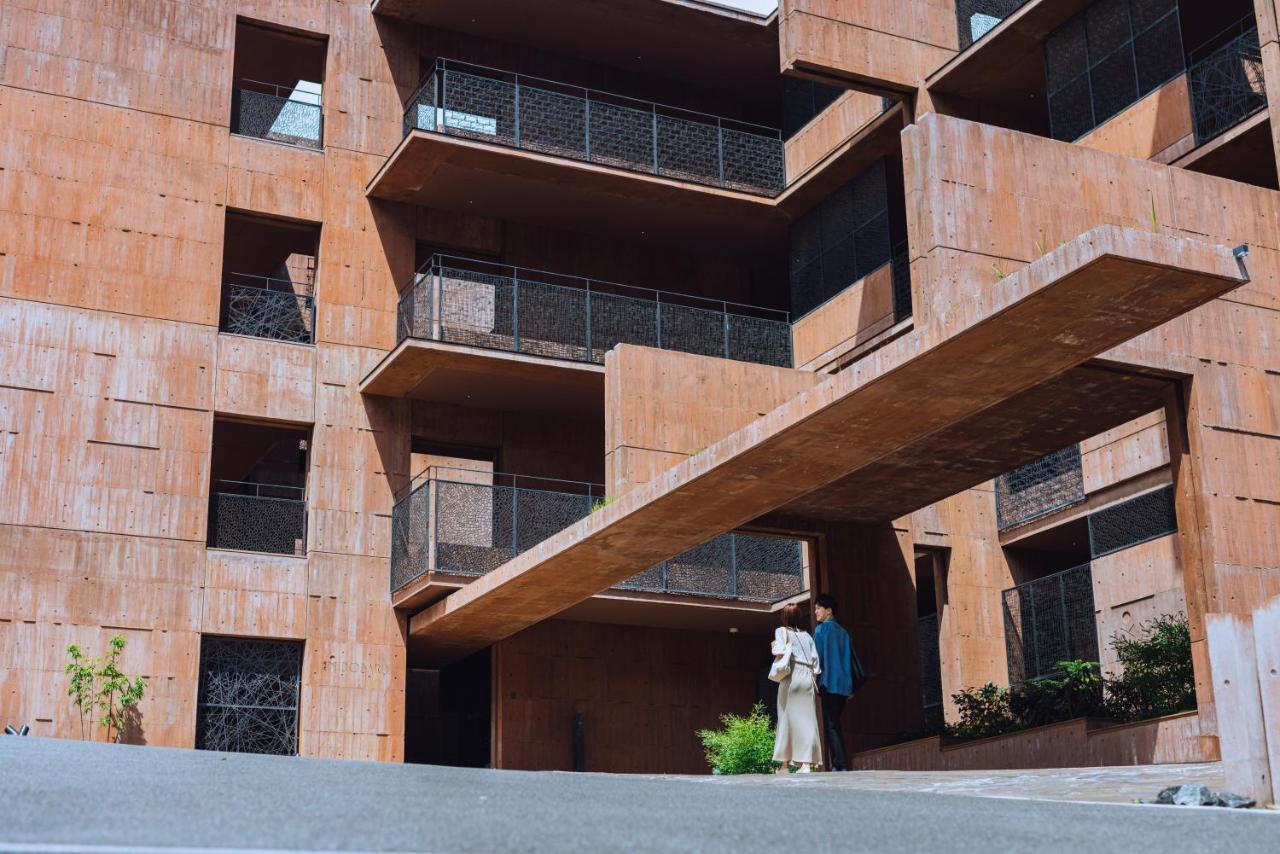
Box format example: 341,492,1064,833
814,593,837,610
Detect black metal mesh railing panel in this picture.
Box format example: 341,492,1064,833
514,279,589,362
196,637,302,756
721,127,785,194
587,99,655,171
442,70,517,144
891,242,912,323
726,313,792,368
918,614,943,727
955,0,1030,50
1002,563,1099,684
404,72,437,135
405,62,784,196
514,487,594,552
399,256,791,367
232,88,322,150
659,302,727,359
789,158,892,318
1045,0,1184,141
1088,485,1177,558
220,282,315,344
994,444,1086,531
656,114,721,186
589,289,660,358
436,267,516,350
397,271,433,343
209,492,306,556
618,532,805,602
433,481,516,576
1189,26,1266,145
783,77,843,138
391,481,430,591
519,84,587,158
729,533,805,601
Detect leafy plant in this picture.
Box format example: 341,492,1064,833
1009,660,1105,728
991,262,1007,281
64,635,147,743
697,702,778,774
944,683,1018,739
64,644,97,741
590,495,616,513
1104,613,1195,722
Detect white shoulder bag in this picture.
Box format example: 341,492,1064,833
768,629,794,683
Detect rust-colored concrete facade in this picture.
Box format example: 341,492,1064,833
2,0,1277,782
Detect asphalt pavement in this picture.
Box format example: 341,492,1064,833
0,737,1273,853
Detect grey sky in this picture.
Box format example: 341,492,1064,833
708,0,778,15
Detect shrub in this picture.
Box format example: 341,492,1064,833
64,634,147,743
697,702,778,774
1104,613,1195,722
944,683,1019,739
1009,660,1105,728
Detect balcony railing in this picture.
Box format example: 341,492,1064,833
397,254,793,368
402,59,785,196
209,480,307,556
993,444,1086,531
1002,563,1099,684
232,80,323,150
955,0,1030,50
220,273,316,345
390,467,807,602
1188,22,1266,146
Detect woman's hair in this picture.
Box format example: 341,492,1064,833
780,602,809,632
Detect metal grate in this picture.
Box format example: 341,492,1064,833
994,444,1086,531
1002,563,1099,684
1188,23,1265,145
220,273,315,344
789,158,893,318
918,614,944,729
391,469,807,603
195,637,302,756
891,241,912,323
403,60,784,196
209,480,306,556
397,254,792,368
783,77,843,138
1045,0,1184,141
232,82,322,150
955,0,1030,50
1088,485,1177,558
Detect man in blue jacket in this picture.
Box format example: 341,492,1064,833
813,593,854,771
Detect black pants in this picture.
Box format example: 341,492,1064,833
819,689,849,771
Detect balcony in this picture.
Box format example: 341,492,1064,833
403,59,783,196
391,468,807,606
208,479,307,556
219,272,316,345
994,444,1086,531
368,62,790,255
396,255,791,367
1002,563,1099,683
1187,22,1266,146
231,80,323,151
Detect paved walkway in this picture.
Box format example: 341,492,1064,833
0,737,1272,853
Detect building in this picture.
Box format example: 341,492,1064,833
1,0,1276,779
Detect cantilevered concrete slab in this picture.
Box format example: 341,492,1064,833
405,225,1247,661
366,132,788,256
360,338,604,419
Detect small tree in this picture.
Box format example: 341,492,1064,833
64,643,97,741
1104,613,1195,722
64,635,147,743
697,703,778,775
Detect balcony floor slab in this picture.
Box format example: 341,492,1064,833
361,337,604,418
366,131,789,256
403,225,1247,662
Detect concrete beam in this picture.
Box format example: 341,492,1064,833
406,225,1246,662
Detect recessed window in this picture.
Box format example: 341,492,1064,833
207,419,310,556
220,211,320,345
230,20,327,150
196,636,303,755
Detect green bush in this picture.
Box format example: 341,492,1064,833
944,683,1019,739
1104,613,1196,722
697,702,778,774
1009,660,1105,728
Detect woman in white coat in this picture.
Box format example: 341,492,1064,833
770,601,822,772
